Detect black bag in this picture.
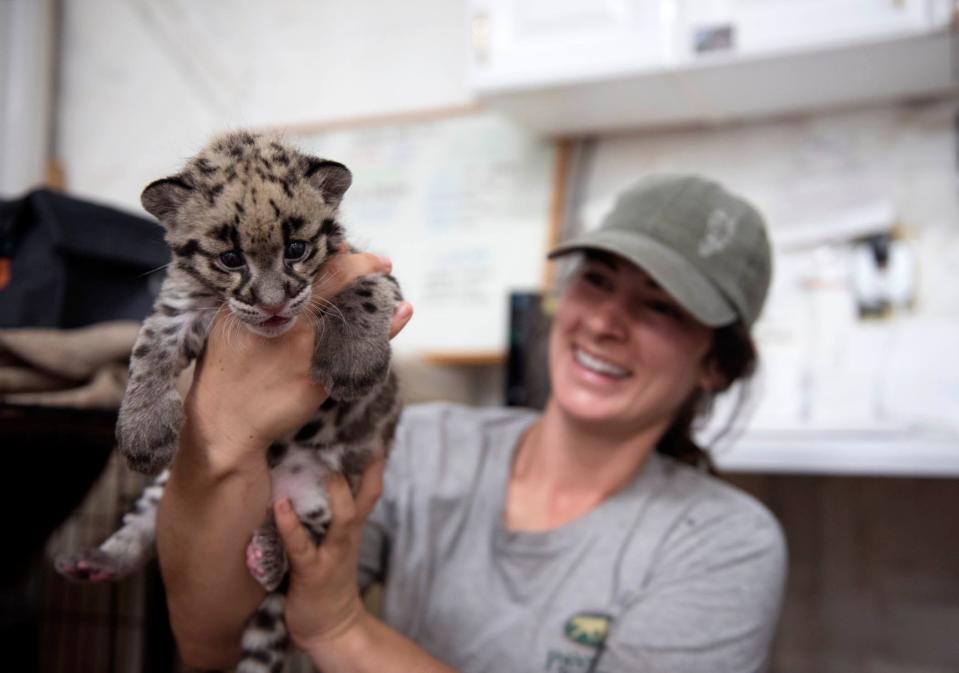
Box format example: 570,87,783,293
0,188,169,328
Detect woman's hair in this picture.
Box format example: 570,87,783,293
656,321,758,473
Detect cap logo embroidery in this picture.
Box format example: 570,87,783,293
698,208,737,257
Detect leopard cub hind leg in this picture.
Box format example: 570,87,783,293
245,444,335,591
56,470,168,582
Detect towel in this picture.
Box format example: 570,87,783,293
0,321,192,409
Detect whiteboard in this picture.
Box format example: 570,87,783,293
284,110,558,358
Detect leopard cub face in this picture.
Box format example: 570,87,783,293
141,132,353,337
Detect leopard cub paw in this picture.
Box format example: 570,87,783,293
117,394,184,475
246,528,288,592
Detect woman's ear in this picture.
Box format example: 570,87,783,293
698,356,727,393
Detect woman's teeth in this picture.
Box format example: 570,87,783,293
574,348,629,378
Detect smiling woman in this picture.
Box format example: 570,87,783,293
551,249,759,471
549,254,717,442
349,176,784,672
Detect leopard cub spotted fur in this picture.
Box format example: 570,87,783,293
55,132,402,673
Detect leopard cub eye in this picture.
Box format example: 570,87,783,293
218,250,245,270
284,240,308,261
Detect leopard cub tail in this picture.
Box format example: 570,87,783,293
236,592,289,673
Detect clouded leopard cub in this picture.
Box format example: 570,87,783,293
55,131,401,673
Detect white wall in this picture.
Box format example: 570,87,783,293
56,0,474,212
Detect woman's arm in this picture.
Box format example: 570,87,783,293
156,320,322,668
155,251,408,669
274,464,458,673
155,420,271,667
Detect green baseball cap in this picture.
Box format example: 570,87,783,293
548,175,772,327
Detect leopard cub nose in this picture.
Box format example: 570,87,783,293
260,300,288,316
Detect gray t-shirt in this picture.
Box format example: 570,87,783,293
359,403,787,673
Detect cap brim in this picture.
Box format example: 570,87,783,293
548,230,737,327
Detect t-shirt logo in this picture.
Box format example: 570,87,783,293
698,208,737,257
563,612,612,648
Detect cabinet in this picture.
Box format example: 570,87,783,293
468,0,957,133
678,0,946,59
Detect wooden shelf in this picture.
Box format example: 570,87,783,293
421,351,504,367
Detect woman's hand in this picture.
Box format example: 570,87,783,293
274,458,385,650
182,249,412,471
273,462,460,673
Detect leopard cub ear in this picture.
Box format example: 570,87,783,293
141,175,195,227
301,156,352,209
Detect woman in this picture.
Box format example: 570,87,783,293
158,175,787,672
